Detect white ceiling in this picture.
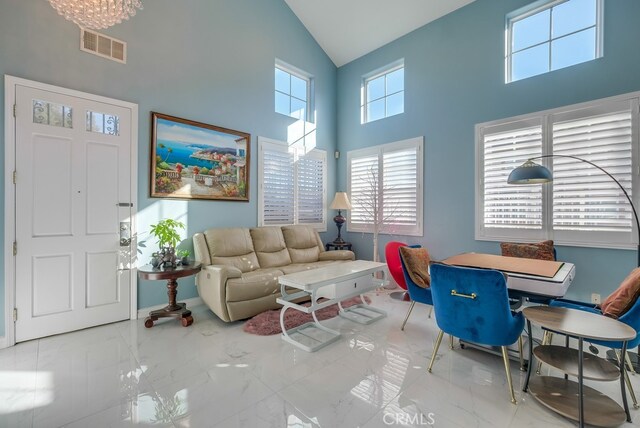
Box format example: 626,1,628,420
284,0,476,67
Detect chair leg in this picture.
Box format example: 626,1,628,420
449,334,455,350
427,306,433,319
518,335,525,372
626,351,637,375
400,301,416,331
617,350,640,409
502,346,517,404
428,330,445,373
536,331,553,375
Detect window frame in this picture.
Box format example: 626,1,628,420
257,136,327,230
505,0,604,83
361,59,405,124
475,91,640,250
347,137,423,236
275,59,315,123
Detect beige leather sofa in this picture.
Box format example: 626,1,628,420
193,225,355,322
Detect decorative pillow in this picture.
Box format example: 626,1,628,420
500,240,555,261
399,247,431,289
601,267,640,319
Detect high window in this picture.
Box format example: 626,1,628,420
275,60,314,122
506,0,603,83
258,137,326,229
361,60,404,123
476,92,639,249
348,137,423,236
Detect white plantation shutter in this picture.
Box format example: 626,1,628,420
297,151,326,226
482,124,543,231
258,137,326,228
348,137,423,236
552,106,633,243
476,94,639,249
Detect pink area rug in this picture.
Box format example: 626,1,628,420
243,296,371,336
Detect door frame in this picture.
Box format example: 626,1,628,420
3,75,139,348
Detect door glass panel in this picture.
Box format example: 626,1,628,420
86,111,120,136
33,99,73,129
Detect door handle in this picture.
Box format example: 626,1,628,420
117,202,133,207
119,221,131,246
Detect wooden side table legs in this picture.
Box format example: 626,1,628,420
144,278,193,328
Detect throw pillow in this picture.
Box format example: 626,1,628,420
398,246,431,288
601,267,640,319
500,240,555,261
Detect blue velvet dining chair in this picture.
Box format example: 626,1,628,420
428,263,525,404
398,245,434,331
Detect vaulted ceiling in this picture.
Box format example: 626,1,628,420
284,0,476,67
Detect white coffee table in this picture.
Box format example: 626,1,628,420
276,260,388,352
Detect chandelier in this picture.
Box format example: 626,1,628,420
49,0,143,30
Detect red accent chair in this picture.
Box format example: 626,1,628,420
385,241,409,291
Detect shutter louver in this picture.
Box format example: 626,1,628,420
552,110,633,232
383,148,418,228
350,155,379,226
483,126,543,229
262,148,295,225
297,154,325,224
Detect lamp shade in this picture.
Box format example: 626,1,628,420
507,160,553,185
330,192,352,210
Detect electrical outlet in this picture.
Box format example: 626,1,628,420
591,293,601,304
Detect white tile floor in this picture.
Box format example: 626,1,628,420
1,289,640,427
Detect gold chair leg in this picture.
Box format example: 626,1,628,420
427,306,433,319
449,334,454,350
626,351,637,375
536,331,552,375
502,346,517,404
428,330,445,373
518,335,525,372
617,350,640,409
400,301,416,331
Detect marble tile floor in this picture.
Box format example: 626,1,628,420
1,290,640,427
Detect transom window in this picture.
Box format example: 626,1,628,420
361,60,404,123
275,60,313,122
476,92,639,249
506,0,603,83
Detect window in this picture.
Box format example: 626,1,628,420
86,110,120,136
506,0,603,82
476,93,639,249
33,99,73,128
362,60,404,123
348,137,423,236
258,137,326,229
275,60,314,122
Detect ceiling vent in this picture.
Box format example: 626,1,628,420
80,29,126,64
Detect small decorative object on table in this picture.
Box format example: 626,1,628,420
149,218,185,269
177,249,191,265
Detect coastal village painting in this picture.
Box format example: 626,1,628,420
150,112,250,201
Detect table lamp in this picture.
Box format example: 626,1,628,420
330,192,352,244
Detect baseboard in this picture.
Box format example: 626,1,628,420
136,297,204,319
0,336,7,350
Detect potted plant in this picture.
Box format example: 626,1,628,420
177,249,191,265
149,219,185,268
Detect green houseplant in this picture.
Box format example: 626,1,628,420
149,219,185,268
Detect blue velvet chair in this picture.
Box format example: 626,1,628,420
428,263,525,404
543,296,640,408
398,245,433,331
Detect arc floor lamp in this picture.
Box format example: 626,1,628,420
509,154,640,369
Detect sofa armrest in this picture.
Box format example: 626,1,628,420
193,232,212,266
196,264,243,322
318,250,355,261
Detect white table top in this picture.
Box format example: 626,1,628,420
279,260,387,290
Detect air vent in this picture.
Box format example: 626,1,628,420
80,29,126,64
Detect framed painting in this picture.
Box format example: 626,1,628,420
150,112,250,201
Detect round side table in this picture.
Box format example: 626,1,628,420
523,305,636,427
138,262,202,328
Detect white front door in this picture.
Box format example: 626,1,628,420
11,81,136,342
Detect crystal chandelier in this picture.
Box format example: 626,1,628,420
49,0,143,30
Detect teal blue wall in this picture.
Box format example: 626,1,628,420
0,0,337,337
337,0,640,302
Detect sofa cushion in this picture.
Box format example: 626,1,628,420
279,261,340,274
500,240,555,261
226,268,284,302
282,225,323,263
601,267,640,319
204,227,260,273
250,227,292,268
